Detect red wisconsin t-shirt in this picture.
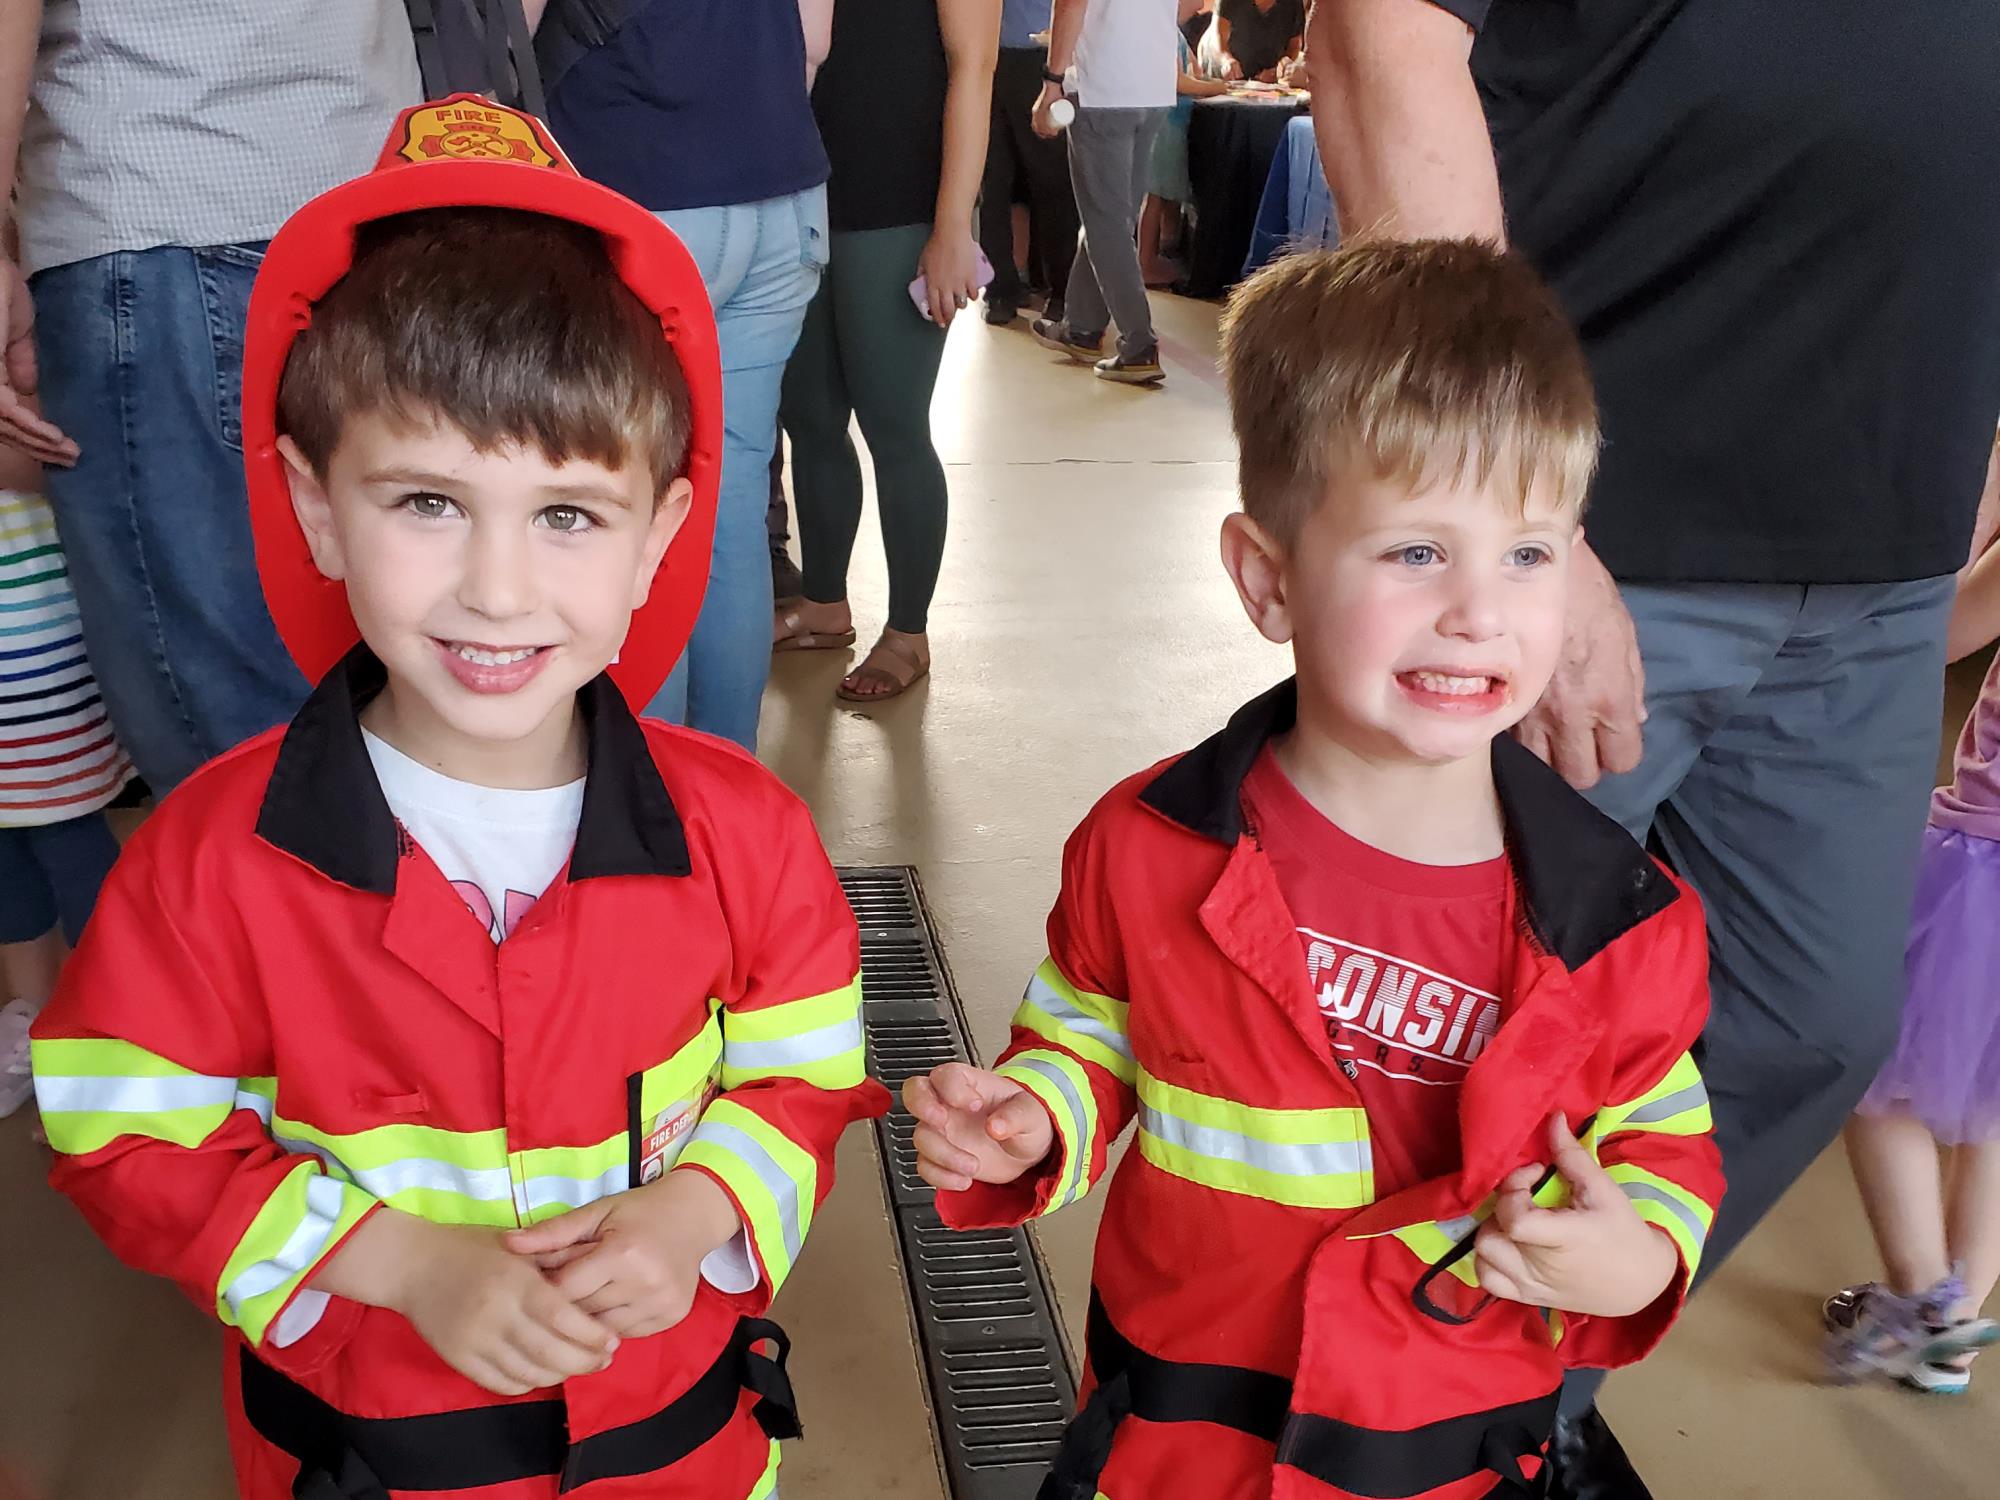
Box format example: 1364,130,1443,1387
1243,749,1511,1197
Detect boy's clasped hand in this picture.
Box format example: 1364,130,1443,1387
319,1169,743,1397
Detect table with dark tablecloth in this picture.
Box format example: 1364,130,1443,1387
1183,93,1310,299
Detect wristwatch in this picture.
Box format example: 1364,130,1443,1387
1042,66,1065,86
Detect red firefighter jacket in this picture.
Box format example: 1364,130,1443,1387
941,680,1725,1500
32,649,887,1499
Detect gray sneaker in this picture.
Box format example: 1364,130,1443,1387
1030,317,1103,362
1093,350,1165,387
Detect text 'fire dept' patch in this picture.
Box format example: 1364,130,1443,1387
395,99,566,169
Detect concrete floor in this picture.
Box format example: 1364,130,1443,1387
2,293,1993,1498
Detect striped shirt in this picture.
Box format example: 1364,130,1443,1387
0,491,133,825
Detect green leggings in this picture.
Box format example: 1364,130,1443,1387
780,222,949,636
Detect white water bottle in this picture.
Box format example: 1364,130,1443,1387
1049,97,1076,129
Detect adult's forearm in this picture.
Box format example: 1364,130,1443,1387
1308,0,1503,242
936,12,999,230
799,0,835,84
1046,0,1087,76
1,0,43,199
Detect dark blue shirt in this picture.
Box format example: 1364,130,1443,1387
1001,0,1047,49
548,0,828,212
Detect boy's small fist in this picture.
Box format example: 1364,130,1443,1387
902,1062,1056,1192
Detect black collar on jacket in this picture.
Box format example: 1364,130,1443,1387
256,644,692,895
1139,678,1679,971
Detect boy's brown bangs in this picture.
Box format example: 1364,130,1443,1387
278,208,691,493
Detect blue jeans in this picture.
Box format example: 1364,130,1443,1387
646,187,829,750
30,246,309,791
0,814,122,945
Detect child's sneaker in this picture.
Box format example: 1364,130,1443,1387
1911,1273,2000,1364
1824,1281,1931,1384
1902,1359,1973,1396
0,999,40,1119
1824,1277,2000,1388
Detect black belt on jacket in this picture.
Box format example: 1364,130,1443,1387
1038,1292,1558,1500
242,1316,800,1498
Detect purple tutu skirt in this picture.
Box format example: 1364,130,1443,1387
1857,824,2000,1145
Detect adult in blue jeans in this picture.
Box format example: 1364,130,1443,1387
545,0,836,751
1,1,419,792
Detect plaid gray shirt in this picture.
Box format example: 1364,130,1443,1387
18,0,423,276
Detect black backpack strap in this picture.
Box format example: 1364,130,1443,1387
404,0,452,98
492,0,547,117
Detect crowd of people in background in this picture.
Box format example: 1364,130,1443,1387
2,4,1998,1500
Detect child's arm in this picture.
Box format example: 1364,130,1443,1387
928,812,1142,1229
1179,65,1232,98
1947,439,2000,663
35,828,624,1393
1481,882,1725,1368
650,789,889,1307
31,837,382,1367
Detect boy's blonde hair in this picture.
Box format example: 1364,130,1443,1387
1218,240,1599,543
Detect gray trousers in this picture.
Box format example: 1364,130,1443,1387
1562,576,1955,1415
1065,106,1168,360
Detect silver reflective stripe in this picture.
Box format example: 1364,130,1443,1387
1139,1104,1371,1179
1026,973,1133,1062
522,1162,631,1213
235,1088,275,1126
690,1119,803,1265
1007,1055,1091,1207
1622,1081,1710,1126
34,1072,238,1114
271,1135,514,1205
725,1016,863,1071
1435,1213,1480,1242
1619,1180,1709,1246
223,1175,350,1314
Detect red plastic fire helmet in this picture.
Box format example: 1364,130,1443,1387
238,95,722,708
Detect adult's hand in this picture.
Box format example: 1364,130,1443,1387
1032,81,1064,139
918,226,983,327
1512,540,1647,790
0,256,77,467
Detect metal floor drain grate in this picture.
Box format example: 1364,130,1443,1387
841,867,1076,1500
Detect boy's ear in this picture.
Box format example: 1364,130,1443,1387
1220,512,1293,645
278,436,347,582
632,476,694,608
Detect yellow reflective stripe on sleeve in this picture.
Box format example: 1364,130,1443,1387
1604,1162,1713,1277
30,1036,259,1155
1590,1052,1711,1144
1014,959,1136,1086
1380,1171,1571,1284
997,1048,1100,1212
744,1440,781,1500
720,979,864,1091
217,1163,375,1344
1135,1068,1373,1210
512,1137,633,1224
265,1111,517,1228
680,1098,818,1293
641,1015,726,1122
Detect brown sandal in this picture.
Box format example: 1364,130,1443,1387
772,606,856,654
836,634,931,704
